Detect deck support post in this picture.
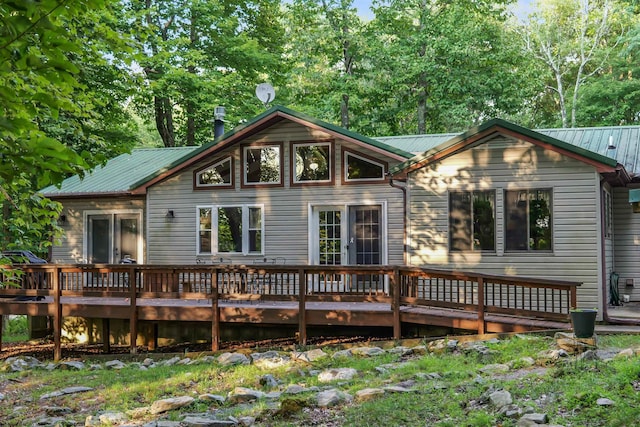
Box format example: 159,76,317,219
211,268,220,352
53,266,62,362
392,268,401,340
477,276,485,334
298,268,306,346
129,266,137,354
0,314,4,352
102,319,111,353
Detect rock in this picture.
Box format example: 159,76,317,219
283,385,307,395
161,356,182,366
99,411,128,424
332,349,353,359
199,394,226,405
4,356,43,372
350,346,385,357
42,406,71,415
411,345,428,355
259,374,279,388
318,368,358,383
218,352,250,366
428,339,454,353
577,350,600,361
58,360,85,370
149,396,195,414
105,359,126,370
227,387,265,404
277,397,309,416
177,357,192,365
355,388,385,402
253,355,290,369
510,357,536,369
383,385,416,393
238,416,256,426
315,389,353,408
489,390,513,409
597,398,615,406
555,332,597,354
181,415,235,426
615,348,634,359
40,386,94,400
518,413,548,425
291,348,328,363
479,364,510,375
142,358,156,367
141,421,182,427
500,404,523,418
251,350,281,361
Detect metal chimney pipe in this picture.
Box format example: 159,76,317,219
214,106,225,138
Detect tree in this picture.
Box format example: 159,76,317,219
0,0,100,254
521,0,620,127
129,0,287,147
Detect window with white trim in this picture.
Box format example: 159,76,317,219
195,157,232,187
198,205,263,254
243,145,281,185
293,142,331,183
344,152,385,181
505,189,552,251
604,190,613,238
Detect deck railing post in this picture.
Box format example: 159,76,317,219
298,268,307,345
53,266,62,361
129,266,138,354
211,268,220,352
477,276,485,334
392,268,401,340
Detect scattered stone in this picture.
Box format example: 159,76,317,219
355,388,385,402
161,356,182,366
315,389,353,408
577,350,600,361
149,396,195,414
555,332,597,354
383,385,416,393
331,349,353,359
518,413,549,425
291,348,328,363
428,339,457,353
479,364,510,375
57,360,85,370
615,348,635,359
181,415,235,426
43,406,71,415
411,345,428,355
177,357,192,365
489,390,513,409
597,398,615,406
350,346,385,357
500,404,523,418
40,386,94,400
105,359,126,370
227,387,265,404
318,367,358,383
259,374,279,388
218,352,250,366
253,355,290,369
199,394,226,405
283,385,307,395
99,411,128,424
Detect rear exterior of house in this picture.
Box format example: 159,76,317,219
388,120,624,317
45,107,411,269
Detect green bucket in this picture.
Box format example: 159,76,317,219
570,309,598,338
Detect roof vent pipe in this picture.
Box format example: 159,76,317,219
214,106,225,138
608,135,616,150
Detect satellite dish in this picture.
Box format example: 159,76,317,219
256,83,275,107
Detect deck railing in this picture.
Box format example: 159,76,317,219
0,263,580,359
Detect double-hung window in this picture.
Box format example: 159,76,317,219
505,189,552,251
198,205,263,255
449,190,496,251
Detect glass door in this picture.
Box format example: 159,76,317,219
87,213,140,263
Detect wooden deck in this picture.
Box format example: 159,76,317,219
0,264,579,360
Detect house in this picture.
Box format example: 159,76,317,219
43,107,640,323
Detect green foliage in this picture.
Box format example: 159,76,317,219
2,315,28,340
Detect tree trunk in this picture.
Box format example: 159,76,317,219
154,96,175,147
341,94,349,129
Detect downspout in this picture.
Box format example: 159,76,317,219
600,176,638,325
388,175,407,266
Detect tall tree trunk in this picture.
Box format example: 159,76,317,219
186,8,198,146
155,96,175,147
341,94,349,129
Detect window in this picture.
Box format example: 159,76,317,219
505,189,552,251
449,191,495,251
293,142,331,184
344,151,386,182
198,205,263,254
243,144,281,185
195,157,232,187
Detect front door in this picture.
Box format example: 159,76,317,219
87,213,141,263
312,204,383,266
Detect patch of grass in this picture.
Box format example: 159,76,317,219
2,315,29,342
2,334,640,426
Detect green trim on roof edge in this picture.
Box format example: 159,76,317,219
389,118,618,175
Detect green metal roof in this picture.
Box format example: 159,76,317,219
41,147,198,197
387,119,622,175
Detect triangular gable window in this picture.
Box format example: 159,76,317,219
195,157,233,188
344,151,386,183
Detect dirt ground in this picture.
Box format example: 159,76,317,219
0,335,381,361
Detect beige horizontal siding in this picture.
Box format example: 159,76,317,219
612,187,640,301
147,121,405,266
407,135,602,309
